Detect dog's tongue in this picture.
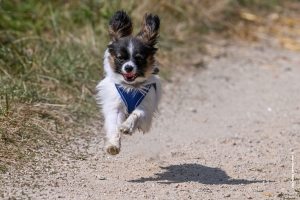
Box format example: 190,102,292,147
124,74,135,78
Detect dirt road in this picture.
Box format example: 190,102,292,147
1,40,300,199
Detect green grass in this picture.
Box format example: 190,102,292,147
0,0,295,171
0,0,109,169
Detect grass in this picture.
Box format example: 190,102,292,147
0,0,297,171
0,0,110,169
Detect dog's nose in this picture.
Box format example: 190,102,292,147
124,65,134,73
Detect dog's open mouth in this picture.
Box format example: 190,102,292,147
123,73,137,82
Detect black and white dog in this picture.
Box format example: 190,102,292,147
96,11,162,155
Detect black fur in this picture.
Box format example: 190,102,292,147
108,38,153,78
107,11,160,83
109,10,133,41
137,13,160,47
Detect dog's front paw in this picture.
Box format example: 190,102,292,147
106,145,120,155
106,139,121,155
119,123,133,135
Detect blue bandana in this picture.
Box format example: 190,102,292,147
115,83,156,114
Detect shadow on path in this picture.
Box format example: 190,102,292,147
129,163,265,184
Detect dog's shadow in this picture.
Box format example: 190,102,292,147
129,163,264,185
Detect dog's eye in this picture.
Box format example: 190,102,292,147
117,56,125,62
135,56,143,62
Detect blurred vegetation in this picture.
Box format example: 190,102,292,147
0,0,299,170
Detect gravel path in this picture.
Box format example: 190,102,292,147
1,40,300,199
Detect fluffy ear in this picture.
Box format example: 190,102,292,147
137,13,160,47
109,10,133,41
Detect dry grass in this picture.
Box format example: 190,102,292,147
0,0,298,172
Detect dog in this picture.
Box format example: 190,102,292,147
96,11,162,155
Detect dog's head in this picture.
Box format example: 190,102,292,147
106,10,160,85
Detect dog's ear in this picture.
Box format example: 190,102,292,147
137,13,160,47
109,10,133,41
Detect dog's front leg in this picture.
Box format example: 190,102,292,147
105,110,125,155
119,109,145,135
119,113,138,135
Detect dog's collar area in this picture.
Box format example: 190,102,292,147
121,80,146,88
115,83,156,114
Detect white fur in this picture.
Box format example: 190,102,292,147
128,41,134,57
96,50,162,155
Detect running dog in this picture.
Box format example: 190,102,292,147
96,11,162,155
